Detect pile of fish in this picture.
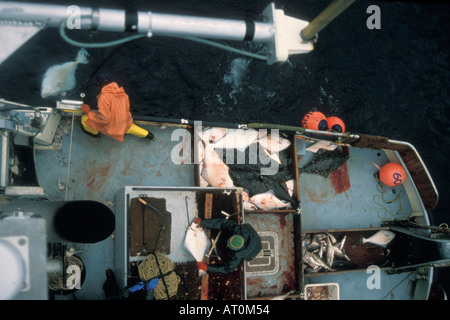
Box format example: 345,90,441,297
302,233,351,273
197,127,294,211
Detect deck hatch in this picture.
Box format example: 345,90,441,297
246,231,279,276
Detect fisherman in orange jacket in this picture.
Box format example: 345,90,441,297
80,72,155,141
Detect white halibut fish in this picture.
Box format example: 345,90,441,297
198,127,227,144
241,190,258,211
285,179,295,197
361,230,395,248
258,134,291,153
249,190,292,210
201,144,235,188
41,48,89,98
196,140,205,163
184,221,209,262
210,128,258,152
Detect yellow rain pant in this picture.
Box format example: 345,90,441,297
81,115,148,138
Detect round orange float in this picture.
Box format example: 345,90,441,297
377,162,407,187
302,111,328,130
326,116,346,133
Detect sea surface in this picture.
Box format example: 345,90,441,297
0,0,449,297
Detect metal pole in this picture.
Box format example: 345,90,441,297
300,0,356,41
0,1,273,42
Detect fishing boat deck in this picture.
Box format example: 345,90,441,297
296,138,429,300
297,141,413,230
28,115,430,300
34,116,197,299
243,212,297,299
34,117,195,202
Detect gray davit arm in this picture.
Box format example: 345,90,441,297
0,2,313,65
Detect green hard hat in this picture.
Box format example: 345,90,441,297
227,235,244,251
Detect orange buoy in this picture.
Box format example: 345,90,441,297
374,162,407,187
302,111,329,130
327,116,346,133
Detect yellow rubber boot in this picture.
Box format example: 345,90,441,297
81,115,100,136
127,123,155,140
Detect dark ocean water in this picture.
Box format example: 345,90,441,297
0,0,449,296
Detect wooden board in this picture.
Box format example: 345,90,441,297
201,193,213,300
129,197,172,256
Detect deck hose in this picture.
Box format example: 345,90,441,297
59,17,267,61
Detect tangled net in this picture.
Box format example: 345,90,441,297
138,252,180,300
48,256,84,291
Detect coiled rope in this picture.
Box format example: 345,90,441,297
373,173,404,220
48,256,84,291
138,252,180,300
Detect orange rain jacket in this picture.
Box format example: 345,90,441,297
81,82,133,141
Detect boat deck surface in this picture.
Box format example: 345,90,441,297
35,117,194,202
296,139,417,300
35,117,195,299
298,142,413,230
33,117,421,300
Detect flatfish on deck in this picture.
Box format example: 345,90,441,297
249,189,292,210
198,127,227,143
210,128,258,152
258,134,291,153
184,221,209,263
201,144,235,188
361,230,395,248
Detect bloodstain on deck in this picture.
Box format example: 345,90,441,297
305,188,328,204
85,160,112,190
329,162,351,195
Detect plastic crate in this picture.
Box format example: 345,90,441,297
304,283,340,300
